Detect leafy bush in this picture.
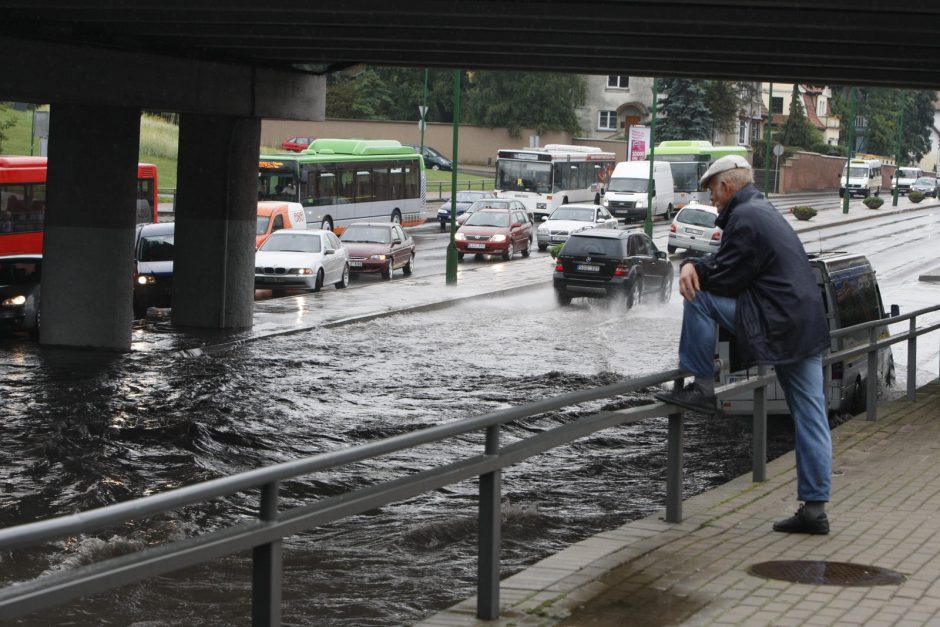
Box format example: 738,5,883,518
863,196,884,209
548,243,564,258
790,206,817,220
908,190,925,203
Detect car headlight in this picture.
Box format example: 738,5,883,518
298,268,314,275
369,254,387,261
137,275,155,285
635,200,646,208
455,232,466,241
601,197,609,206
2,294,26,307
537,227,548,234
491,234,507,242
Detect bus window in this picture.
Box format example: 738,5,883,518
355,170,372,202
372,166,390,201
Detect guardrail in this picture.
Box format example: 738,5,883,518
1,304,938,625
425,179,494,201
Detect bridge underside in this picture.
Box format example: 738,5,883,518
1,2,937,349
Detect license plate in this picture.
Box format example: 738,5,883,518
577,264,600,272
468,243,486,249
685,228,703,235
349,261,362,267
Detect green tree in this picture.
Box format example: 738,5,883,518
779,84,822,149
367,68,464,123
658,78,712,141
705,80,758,136
0,103,17,153
831,87,936,164
462,71,585,137
325,67,394,119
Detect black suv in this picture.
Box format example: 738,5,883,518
404,144,453,171
553,229,673,308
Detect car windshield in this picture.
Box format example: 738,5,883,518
455,191,488,203
677,208,717,228
261,233,321,253
550,207,594,222
562,236,621,257
256,216,270,235
496,160,552,194
0,259,41,284
467,200,511,213
914,177,934,185
846,167,867,178
465,211,510,227
607,177,648,193
340,226,391,244
138,235,175,262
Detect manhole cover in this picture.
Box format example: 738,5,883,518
749,560,905,586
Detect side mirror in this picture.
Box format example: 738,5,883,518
890,304,900,317
655,250,668,259
511,222,521,228
541,216,548,221
324,249,335,255
596,218,606,223
393,239,402,245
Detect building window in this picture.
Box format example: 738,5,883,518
738,120,748,145
607,75,630,89
770,97,784,115
856,115,867,129
598,110,618,130
751,122,762,141
817,98,827,116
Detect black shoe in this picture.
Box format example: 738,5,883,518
654,382,717,415
773,504,830,535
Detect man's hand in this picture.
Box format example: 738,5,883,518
678,262,701,302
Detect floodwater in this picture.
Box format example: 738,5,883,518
0,287,802,626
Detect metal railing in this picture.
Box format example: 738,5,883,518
425,178,494,202
1,304,938,624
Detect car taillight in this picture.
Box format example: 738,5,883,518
711,231,721,241
670,223,676,233
613,264,628,276
831,362,843,380
555,263,564,272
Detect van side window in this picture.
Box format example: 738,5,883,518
272,214,284,232
833,272,881,327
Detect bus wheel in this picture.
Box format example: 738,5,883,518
391,210,402,224
664,204,673,220
322,217,334,232
563,197,569,205
594,193,600,204
874,187,881,197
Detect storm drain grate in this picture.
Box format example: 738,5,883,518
749,560,905,586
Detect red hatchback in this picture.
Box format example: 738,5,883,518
454,208,533,261
339,222,416,280
281,136,315,152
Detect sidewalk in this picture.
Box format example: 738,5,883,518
419,381,940,626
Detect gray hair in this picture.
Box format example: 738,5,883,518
715,166,754,191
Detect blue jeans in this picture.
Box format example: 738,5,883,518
678,291,831,502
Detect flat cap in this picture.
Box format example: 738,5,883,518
699,155,752,189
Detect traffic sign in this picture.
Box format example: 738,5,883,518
773,143,785,157
418,105,428,119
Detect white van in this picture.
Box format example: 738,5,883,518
717,252,897,416
894,167,922,195
601,160,675,223
840,159,882,198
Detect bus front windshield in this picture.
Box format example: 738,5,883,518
496,160,552,194
607,177,649,193
667,163,704,192
258,173,299,202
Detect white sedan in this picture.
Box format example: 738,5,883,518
255,229,350,292
536,203,619,251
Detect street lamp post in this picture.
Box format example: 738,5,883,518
445,70,461,285
764,83,773,194
843,87,857,214
644,78,658,238
893,90,906,207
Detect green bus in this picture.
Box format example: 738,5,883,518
651,141,749,207
258,139,425,233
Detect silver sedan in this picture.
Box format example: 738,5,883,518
536,203,619,251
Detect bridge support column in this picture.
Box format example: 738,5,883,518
172,114,260,329
41,104,140,350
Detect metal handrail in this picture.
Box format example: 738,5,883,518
2,304,939,625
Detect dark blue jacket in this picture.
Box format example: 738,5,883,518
687,184,830,366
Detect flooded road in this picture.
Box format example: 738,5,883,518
1,207,939,625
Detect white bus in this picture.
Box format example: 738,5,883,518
494,145,616,221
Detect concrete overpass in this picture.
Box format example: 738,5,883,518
2,1,937,349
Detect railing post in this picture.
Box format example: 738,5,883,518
866,327,879,421
908,316,917,401
477,425,501,620
252,481,282,627
665,376,685,523
753,365,767,482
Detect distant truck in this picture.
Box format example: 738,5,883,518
601,160,675,223
839,159,882,198
256,201,307,249
893,166,923,195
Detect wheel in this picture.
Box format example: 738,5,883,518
874,187,881,197
312,269,324,292
335,263,349,289
439,222,446,232
391,210,402,225
538,242,548,251
322,217,334,232
521,241,530,258
30,307,40,340
667,244,677,254
594,193,600,204
431,164,440,171
556,290,572,306
627,278,641,309
885,354,896,387
403,254,414,276
502,241,514,261
660,271,673,303
382,260,394,280
457,252,465,260
863,189,870,198
474,253,483,260
664,204,673,221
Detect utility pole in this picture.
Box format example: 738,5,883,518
892,91,906,207
644,78,658,238
764,83,773,194
446,70,461,285
419,69,428,158
843,87,856,214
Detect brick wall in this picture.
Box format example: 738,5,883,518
778,151,898,194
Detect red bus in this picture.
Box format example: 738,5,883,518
0,156,158,256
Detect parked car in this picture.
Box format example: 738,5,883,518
255,229,349,292
134,222,175,315
553,229,673,308
454,208,533,261
339,222,415,280
0,254,41,337
437,191,496,230
536,203,618,251
909,176,939,198
456,198,531,226
667,202,721,254
281,136,315,152
404,144,453,171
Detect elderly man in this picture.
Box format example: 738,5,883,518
655,155,833,535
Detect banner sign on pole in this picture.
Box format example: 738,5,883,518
628,125,650,161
